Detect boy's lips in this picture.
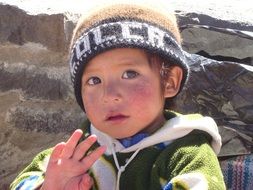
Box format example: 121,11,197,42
105,114,129,122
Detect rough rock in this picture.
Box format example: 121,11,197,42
0,91,73,189
0,4,73,52
181,27,253,64
6,100,84,133
171,0,253,64
0,54,72,100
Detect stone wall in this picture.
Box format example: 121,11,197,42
0,2,83,189
0,1,252,189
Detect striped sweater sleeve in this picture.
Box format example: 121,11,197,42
10,148,52,190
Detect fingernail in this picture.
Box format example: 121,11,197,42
76,129,83,133
89,134,98,141
90,134,97,138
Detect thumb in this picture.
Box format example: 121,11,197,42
80,174,93,190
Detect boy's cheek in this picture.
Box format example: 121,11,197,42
82,92,100,111
82,79,162,108
127,82,159,103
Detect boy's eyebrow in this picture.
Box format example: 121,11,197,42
83,66,100,74
117,59,140,66
84,59,141,74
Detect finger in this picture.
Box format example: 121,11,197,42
81,146,106,171
61,129,83,158
79,174,93,189
72,135,98,160
49,142,66,163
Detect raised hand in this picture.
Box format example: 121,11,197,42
40,129,106,190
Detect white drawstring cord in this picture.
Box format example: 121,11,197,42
111,143,141,190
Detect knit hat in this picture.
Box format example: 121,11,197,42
69,1,189,110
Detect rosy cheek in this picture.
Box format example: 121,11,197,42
126,81,156,106
82,91,99,112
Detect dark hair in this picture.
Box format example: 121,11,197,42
145,51,176,109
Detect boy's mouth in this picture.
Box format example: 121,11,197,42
105,114,129,122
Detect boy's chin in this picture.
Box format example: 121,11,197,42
111,132,139,140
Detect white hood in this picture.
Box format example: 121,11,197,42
91,114,222,155
90,114,222,190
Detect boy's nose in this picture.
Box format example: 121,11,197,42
102,82,121,103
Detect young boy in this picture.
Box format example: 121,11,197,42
10,1,226,190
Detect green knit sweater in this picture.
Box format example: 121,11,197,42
10,112,226,190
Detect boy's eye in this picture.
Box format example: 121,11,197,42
87,76,101,85
122,70,139,79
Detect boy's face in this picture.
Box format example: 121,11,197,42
81,48,179,139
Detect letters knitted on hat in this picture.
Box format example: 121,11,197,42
69,1,189,110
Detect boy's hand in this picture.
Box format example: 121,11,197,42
41,129,106,190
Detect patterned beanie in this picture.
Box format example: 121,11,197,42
69,1,189,110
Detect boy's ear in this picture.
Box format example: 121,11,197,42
163,66,183,98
